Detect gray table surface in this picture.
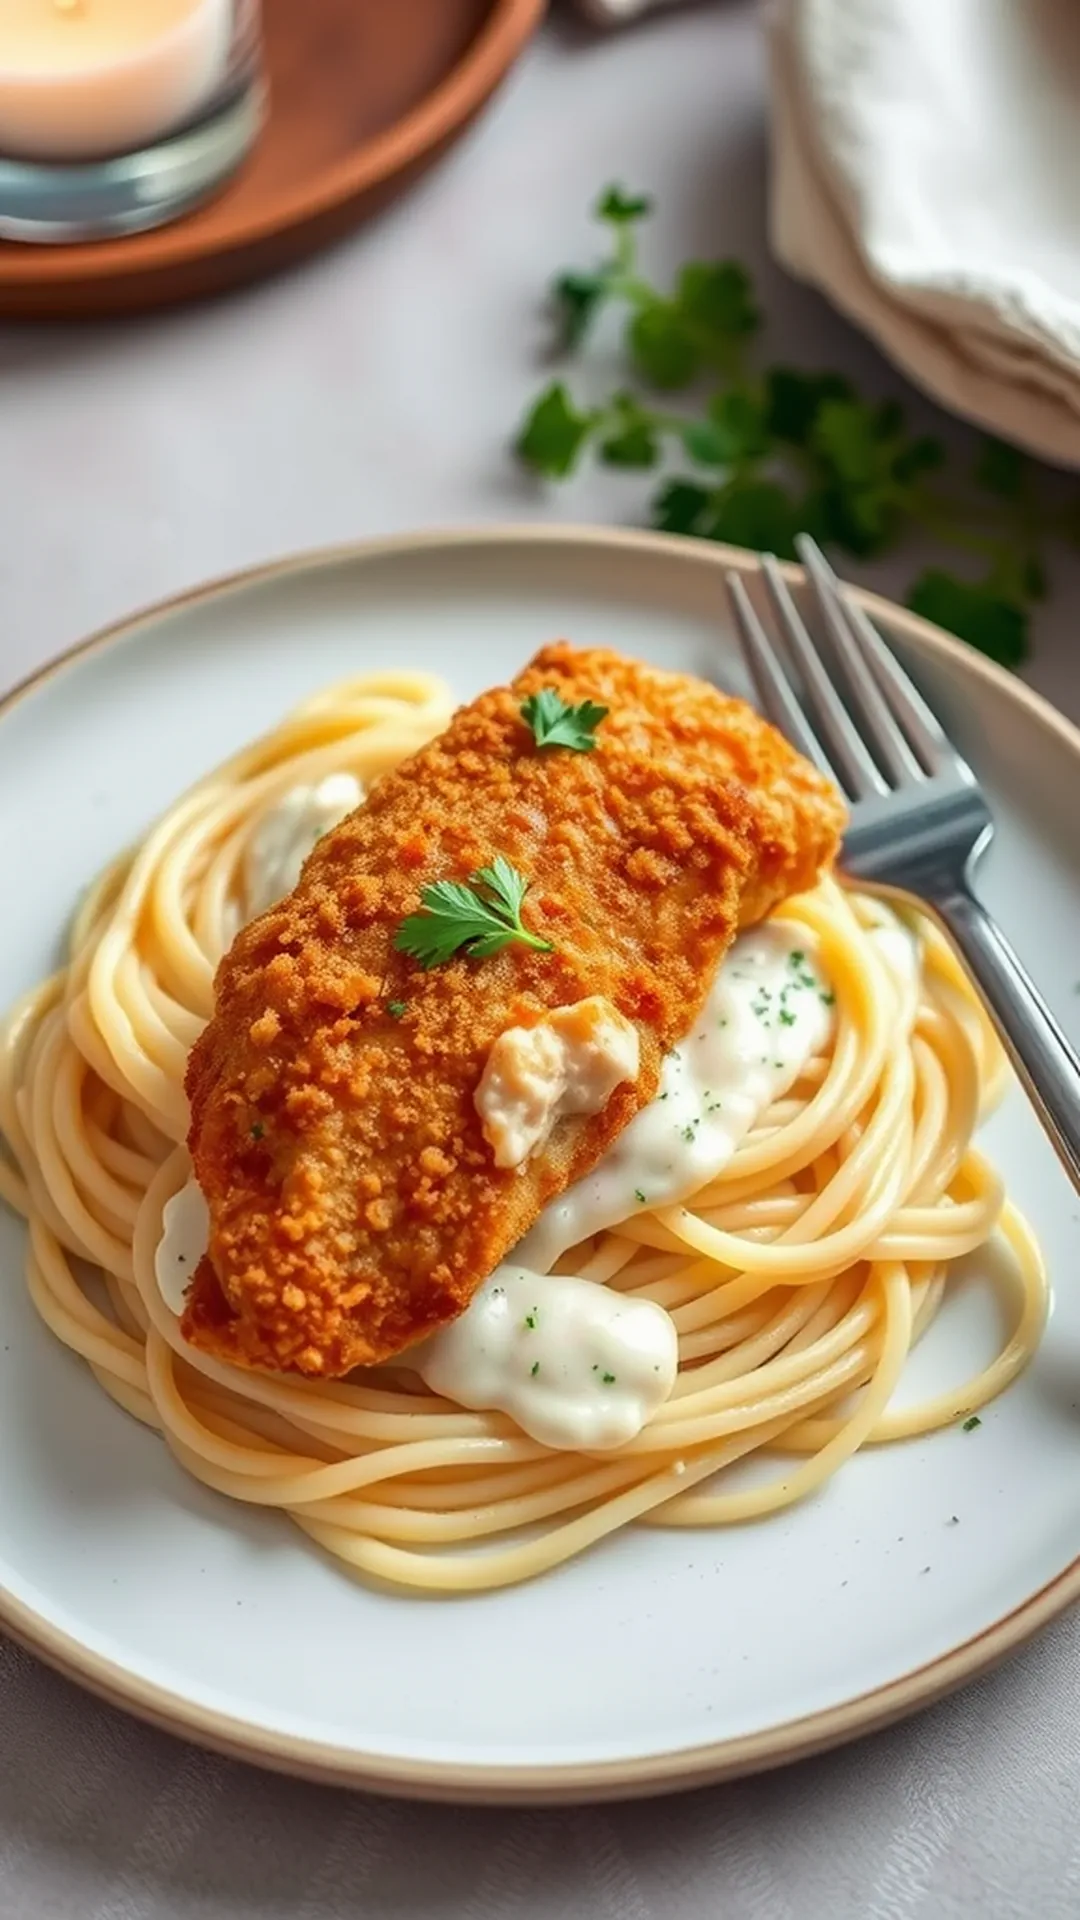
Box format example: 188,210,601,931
1,8,1078,1917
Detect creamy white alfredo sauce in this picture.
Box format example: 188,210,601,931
155,1178,210,1315
414,1265,678,1450
517,920,835,1273
244,772,364,920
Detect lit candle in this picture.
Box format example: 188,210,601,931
0,0,234,163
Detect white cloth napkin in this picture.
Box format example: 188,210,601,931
768,0,1080,467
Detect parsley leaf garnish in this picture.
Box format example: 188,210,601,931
553,272,609,350
509,185,1079,666
386,1000,407,1019
907,572,1028,669
599,391,660,468
520,687,608,753
596,185,653,224
394,856,553,970
516,382,595,478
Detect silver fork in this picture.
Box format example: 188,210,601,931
725,533,1080,1190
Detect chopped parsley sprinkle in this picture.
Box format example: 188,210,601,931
387,1000,407,1019
177,1254,186,1263
601,1371,616,1385
531,1361,540,1377
821,989,836,1006
250,1121,264,1140
778,1008,796,1027
634,1187,646,1204
962,1414,982,1432
789,949,805,967
681,1122,698,1143
524,1310,538,1331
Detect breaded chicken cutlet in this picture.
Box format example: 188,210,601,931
183,644,846,1377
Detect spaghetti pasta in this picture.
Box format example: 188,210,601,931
0,672,1047,1592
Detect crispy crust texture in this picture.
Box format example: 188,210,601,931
183,645,845,1375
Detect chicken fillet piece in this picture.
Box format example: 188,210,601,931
183,645,845,1376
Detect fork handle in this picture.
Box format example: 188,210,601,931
933,886,1080,1190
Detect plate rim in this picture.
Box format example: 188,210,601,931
2,521,1078,1804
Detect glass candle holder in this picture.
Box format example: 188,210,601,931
0,0,264,243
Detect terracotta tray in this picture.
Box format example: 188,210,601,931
0,0,545,320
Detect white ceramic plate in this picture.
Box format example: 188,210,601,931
1,528,1078,1804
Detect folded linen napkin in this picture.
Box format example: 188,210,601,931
768,0,1080,467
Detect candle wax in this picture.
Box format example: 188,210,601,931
0,0,233,162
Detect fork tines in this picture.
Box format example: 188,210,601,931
725,536,972,803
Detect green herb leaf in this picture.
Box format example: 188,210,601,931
553,271,608,349
651,478,712,535
520,687,608,752
764,368,855,445
809,398,915,554
893,434,945,482
386,1000,407,1019
975,437,1026,500
683,389,769,468
596,184,652,224
598,392,659,468
962,1414,982,1432
907,571,1030,668
513,186,1068,668
704,478,800,557
628,303,699,388
516,382,595,478
675,261,759,344
394,856,554,970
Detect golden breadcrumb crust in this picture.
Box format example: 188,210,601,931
183,645,845,1375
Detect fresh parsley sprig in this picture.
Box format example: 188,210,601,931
521,687,608,751
394,855,553,969
515,185,1080,668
